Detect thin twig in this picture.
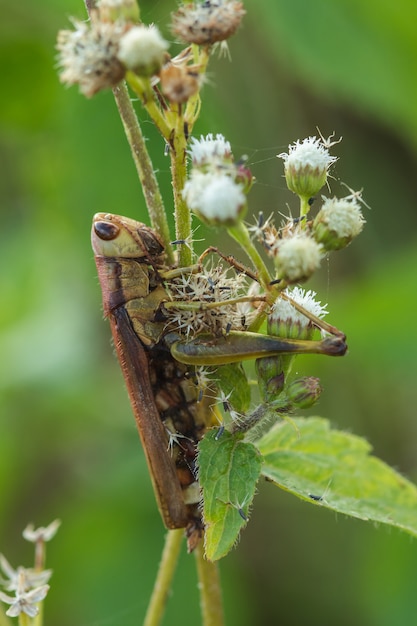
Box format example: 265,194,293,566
143,529,183,626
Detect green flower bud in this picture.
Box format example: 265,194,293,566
278,136,338,201
118,25,168,77
183,171,247,227
255,357,285,403
313,195,366,251
287,377,322,409
274,235,322,283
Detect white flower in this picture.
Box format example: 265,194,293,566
271,287,328,328
314,195,365,244
188,134,232,167
117,25,168,75
278,136,339,198
278,136,338,172
0,570,49,618
23,519,61,543
274,235,322,282
183,171,246,225
269,287,328,340
0,554,52,592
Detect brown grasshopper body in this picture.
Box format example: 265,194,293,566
92,213,213,535
92,213,347,541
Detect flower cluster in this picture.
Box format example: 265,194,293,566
0,521,59,618
183,134,252,226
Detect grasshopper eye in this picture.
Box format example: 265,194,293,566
94,221,120,241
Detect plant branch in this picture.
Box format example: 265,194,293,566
143,529,183,626
194,542,225,626
112,81,174,264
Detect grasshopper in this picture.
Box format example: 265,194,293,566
91,213,346,543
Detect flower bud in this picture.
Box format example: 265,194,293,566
286,377,322,409
255,358,285,403
278,136,338,201
183,171,246,226
188,134,233,169
274,235,322,283
117,25,168,76
313,195,365,251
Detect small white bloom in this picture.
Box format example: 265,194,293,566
316,195,365,238
23,519,61,544
274,235,322,282
278,136,339,198
0,570,49,618
183,171,246,225
117,25,168,75
0,555,52,592
271,287,328,328
188,134,232,167
278,136,338,172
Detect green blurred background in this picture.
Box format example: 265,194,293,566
1,0,417,624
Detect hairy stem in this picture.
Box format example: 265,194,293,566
144,529,183,626
194,542,225,626
112,82,174,264
171,116,192,267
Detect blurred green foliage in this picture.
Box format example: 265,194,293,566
1,0,417,624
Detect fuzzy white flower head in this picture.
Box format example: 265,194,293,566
272,287,328,327
183,171,246,225
188,134,232,168
269,287,328,339
274,235,322,282
117,25,168,75
278,136,339,198
22,520,61,544
313,195,366,250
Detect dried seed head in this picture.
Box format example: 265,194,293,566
118,24,168,76
313,194,366,251
160,63,201,103
166,265,248,337
56,15,127,97
171,1,246,45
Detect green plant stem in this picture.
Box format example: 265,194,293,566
299,196,310,221
143,529,183,626
18,614,29,626
170,119,192,267
227,221,272,289
194,542,224,626
0,609,11,626
112,81,174,264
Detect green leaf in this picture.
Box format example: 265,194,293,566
198,430,262,561
257,417,417,536
215,363,251,414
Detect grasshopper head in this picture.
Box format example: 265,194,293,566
92,213,165,260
